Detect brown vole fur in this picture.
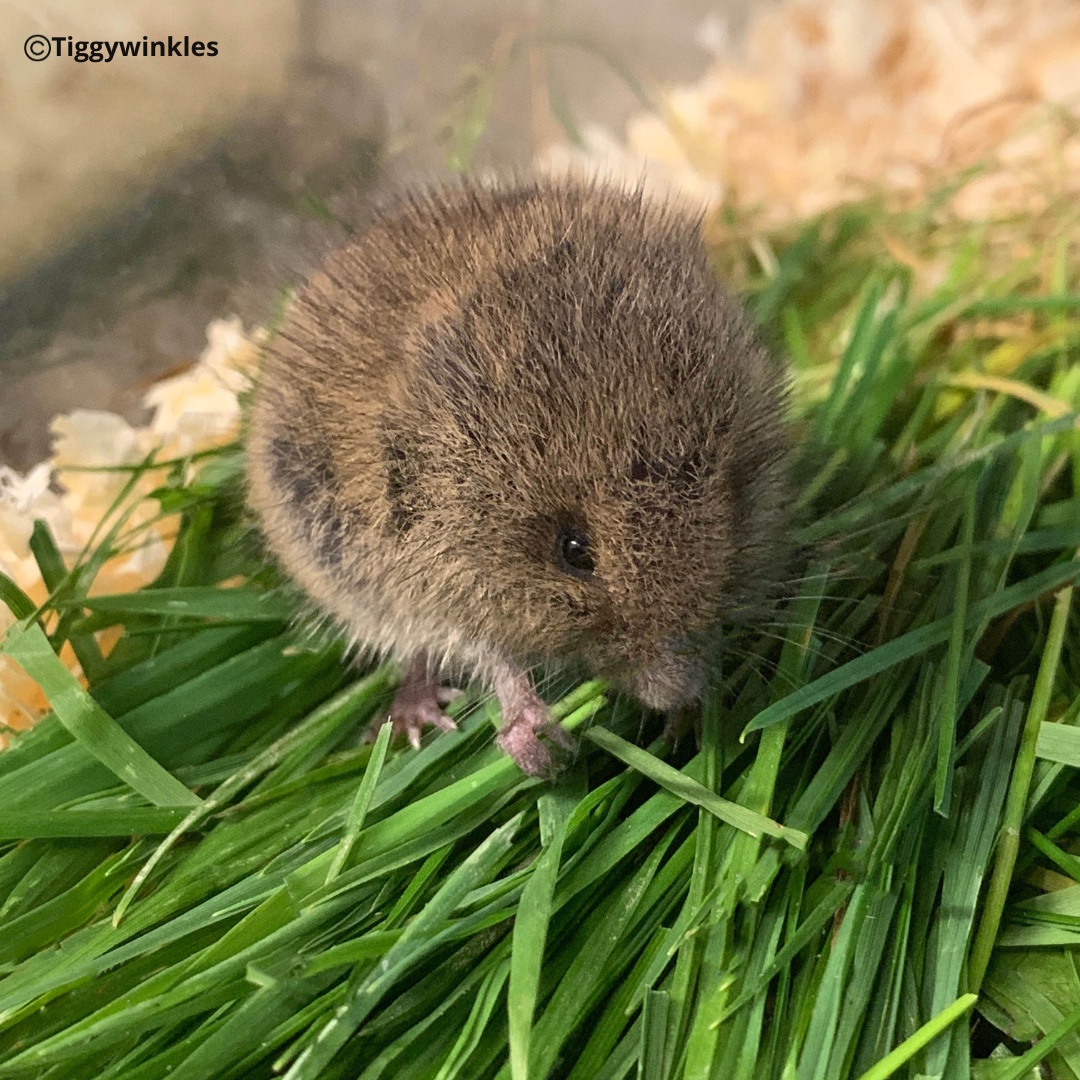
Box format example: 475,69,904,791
246,176,789,776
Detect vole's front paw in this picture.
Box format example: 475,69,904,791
663,703,700,745
376,659,462,750
494,675,575,778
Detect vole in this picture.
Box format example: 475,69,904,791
246,176,789,777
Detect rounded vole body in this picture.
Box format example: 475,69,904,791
247,176,789,774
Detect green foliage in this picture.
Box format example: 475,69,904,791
0,195,1078,1079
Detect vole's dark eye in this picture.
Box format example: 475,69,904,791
557,526,595,579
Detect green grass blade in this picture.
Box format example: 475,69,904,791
969,585,1074,990
855,993,977,1080
67,587,297,622
1035,721,1080,767
744,559,1080,736
976,998,1080,1080
326,718,393,883
586,726,807,850
0,570,37,621
0,621,200,809
509,784,577,1080
0,808,184,838
935,483,977,813
285,814,522,1079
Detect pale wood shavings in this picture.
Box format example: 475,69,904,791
0,318,259,744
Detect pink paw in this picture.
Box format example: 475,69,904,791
494,692,575,778
374,663,463,750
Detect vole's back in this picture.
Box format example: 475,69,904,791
248,177,788,701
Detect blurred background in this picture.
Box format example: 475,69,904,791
4,0,1079,471
0,0,772,469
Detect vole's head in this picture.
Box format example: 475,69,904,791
365,182,790,707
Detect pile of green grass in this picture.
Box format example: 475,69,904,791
0,192,1078,1080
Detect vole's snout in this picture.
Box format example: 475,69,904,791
618,648,704,712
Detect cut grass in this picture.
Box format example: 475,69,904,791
0,188,1078,1079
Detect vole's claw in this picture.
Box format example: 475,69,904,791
393,699,457,750
376,659,460,749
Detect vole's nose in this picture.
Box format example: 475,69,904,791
622,649,703,711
